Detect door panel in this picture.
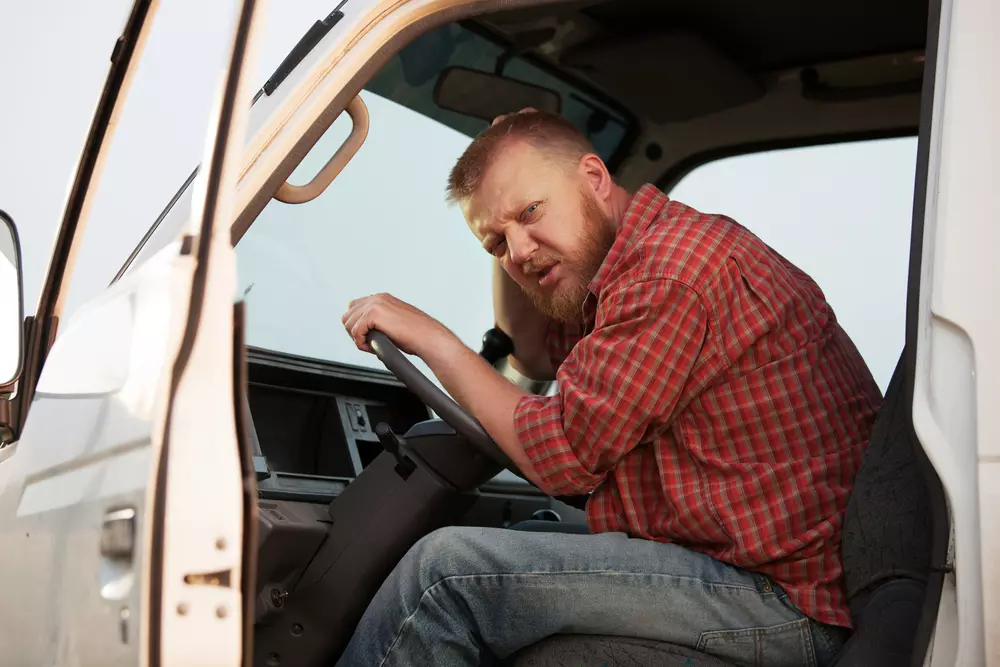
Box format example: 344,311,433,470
0,240,190,664
0,0,266,664
151,0,266,663
910,0,1000,663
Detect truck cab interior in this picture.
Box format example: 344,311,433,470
118,0,946,665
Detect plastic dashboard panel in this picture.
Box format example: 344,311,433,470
244,346,557,528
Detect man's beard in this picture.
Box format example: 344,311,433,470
522,189,616,322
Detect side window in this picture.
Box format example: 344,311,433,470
234,23,634,382
669,136,918,391
56,2,239,321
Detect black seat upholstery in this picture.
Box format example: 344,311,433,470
508,352,934,666
822,351,933,666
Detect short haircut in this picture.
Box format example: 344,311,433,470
446,110,595,206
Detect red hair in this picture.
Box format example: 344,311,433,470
446,110,595,205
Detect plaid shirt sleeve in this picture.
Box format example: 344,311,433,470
514,278,708,496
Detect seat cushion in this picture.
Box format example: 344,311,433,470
830,579,925,667
506,635,737,667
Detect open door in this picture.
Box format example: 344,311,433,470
0,0,264,665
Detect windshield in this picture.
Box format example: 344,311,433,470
232,22,634,379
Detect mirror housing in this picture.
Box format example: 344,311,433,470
433,66,561,122
0,210,25,391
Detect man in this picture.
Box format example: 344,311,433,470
337,110,881,667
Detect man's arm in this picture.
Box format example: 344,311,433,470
492,259,556,381
340,290,545,485
424,278,708,496
419,338,546,487
341,279,707,495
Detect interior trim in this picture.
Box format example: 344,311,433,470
904,0,950,662
459,19,641,173
232,301,259,667
274,95,370,204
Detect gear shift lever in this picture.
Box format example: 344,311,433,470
479,327,515,366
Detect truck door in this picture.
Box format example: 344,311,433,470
0,0,264,664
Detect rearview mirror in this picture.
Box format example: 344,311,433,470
0,211,24,388
433,66,562,122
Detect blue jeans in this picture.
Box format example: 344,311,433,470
336,523,848,666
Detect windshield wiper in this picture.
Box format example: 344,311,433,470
253,1,349,102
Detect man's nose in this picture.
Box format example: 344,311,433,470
506,228,537,266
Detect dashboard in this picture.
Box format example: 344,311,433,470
245,346,565,528
246,346,430,502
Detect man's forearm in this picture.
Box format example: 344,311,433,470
492,260,555,381
418,329,545,488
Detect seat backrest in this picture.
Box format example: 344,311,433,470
833,351,934,665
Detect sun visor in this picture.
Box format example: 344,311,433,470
562,31,764,124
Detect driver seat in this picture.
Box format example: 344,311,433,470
507,351,936,667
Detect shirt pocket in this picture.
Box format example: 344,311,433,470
695,617,817,667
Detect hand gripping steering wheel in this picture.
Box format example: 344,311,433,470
365,330,519,473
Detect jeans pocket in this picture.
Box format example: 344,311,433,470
696,617,817,667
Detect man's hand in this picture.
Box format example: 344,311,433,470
341,291,547,490
341,293,454,357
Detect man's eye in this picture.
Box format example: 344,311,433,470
522,203,539,220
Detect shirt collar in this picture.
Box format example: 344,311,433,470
587,183,670,295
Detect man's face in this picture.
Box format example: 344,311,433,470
464,142,616,321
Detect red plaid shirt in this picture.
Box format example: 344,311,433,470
513,184,882,627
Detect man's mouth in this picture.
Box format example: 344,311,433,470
537,264,557,287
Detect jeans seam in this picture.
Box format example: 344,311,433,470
472,570,755,589
377,570,762,665
806,621,817,667
812,622,845,665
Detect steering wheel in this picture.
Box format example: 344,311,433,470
365,330,519,473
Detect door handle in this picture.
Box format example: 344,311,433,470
101,507,136,560
100,507,137,602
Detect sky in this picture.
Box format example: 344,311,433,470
0,0,915,392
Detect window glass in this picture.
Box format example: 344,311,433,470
235,23,632,381
58,2,238,321
669,136,918,391
236,95,486,381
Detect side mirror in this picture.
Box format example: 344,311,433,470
0,210,24,389
433,66,562,122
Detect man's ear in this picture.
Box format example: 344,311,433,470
578,153,613,201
